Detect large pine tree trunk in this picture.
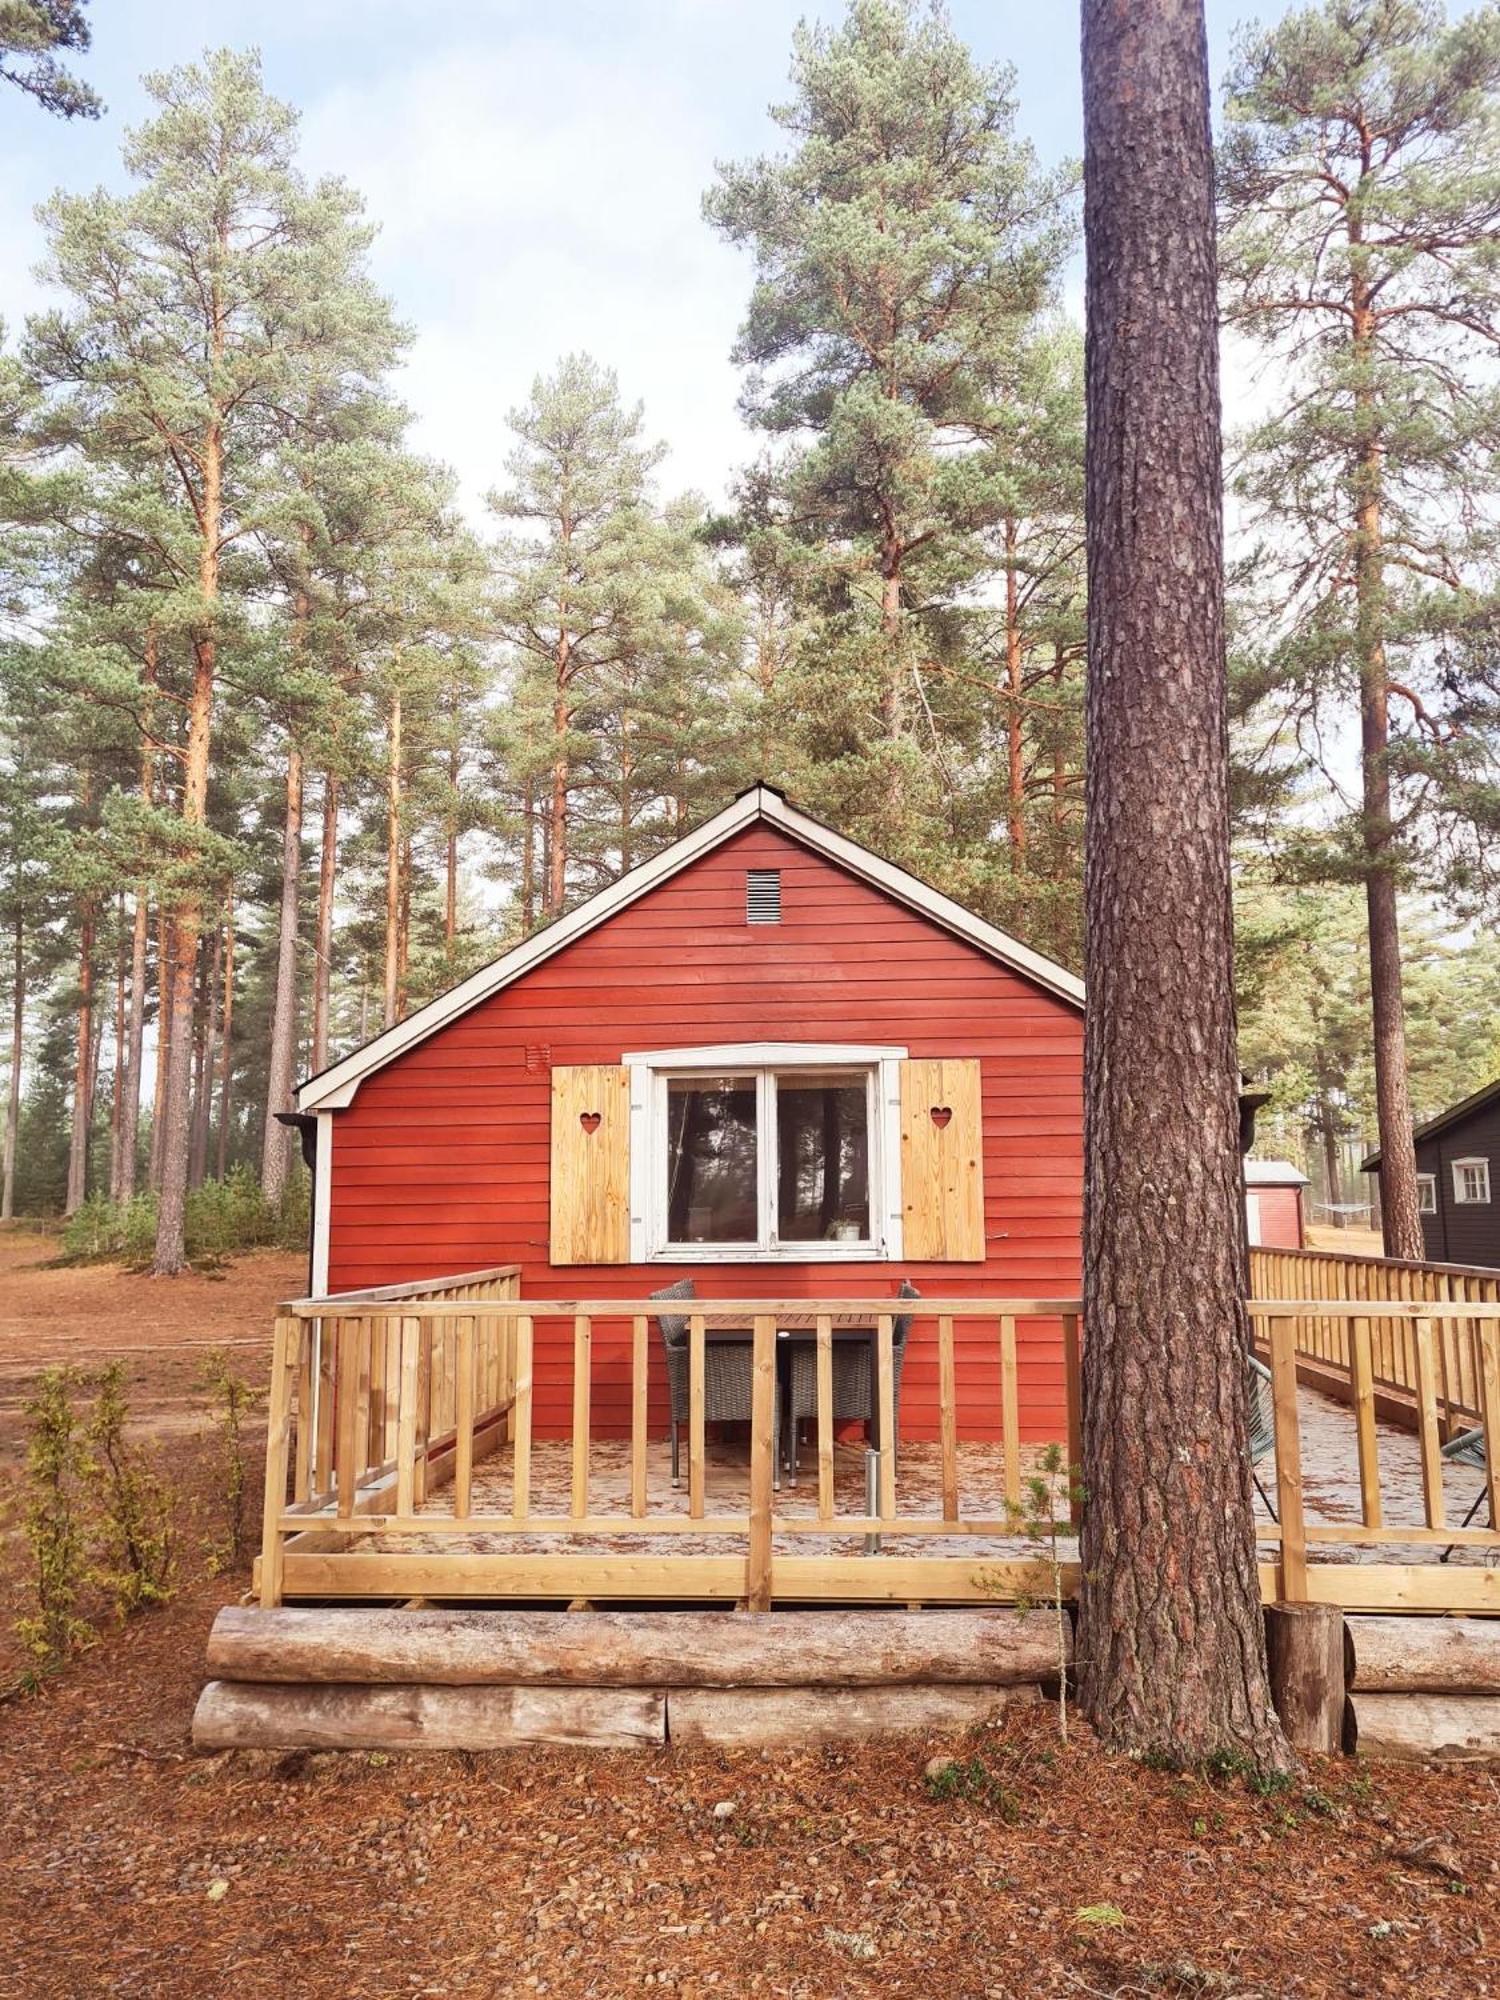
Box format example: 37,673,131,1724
1078,0,1288,1770
109,899,127,1200
190,920,222,1189
261,742,304,1203
153,416,221,1274
65,901,95,1216
1003,517,1027,867
116,889,149,1200
2,914,23,1221
147,912,171,1194
1352,431,1423,1256
215,892,235,1180
312,772,337,1073
520,772,536,931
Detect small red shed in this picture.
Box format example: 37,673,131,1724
1243,1158,1308,1250
296,786,1085,1444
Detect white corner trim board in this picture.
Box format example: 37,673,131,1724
296,784,1085,1113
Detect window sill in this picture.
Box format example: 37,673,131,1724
650,1243,891,1263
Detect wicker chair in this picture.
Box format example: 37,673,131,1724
1439,1427,1490,1562
781,1280,920,1485
654,1279,757,1488
1246,1351,1277,1522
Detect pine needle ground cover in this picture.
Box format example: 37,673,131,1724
0,1231,1497,1998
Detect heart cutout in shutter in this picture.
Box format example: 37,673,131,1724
930,1105,953,1129
579,1111,602,1134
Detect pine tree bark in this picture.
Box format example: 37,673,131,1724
65,899,95,1216
117,633,157,1203
384,690,402,1028
548,638,571,919
261,741,304,1203
312,771,337,1073
190,919,222,1188
153,431,220,1271
187,933,211,1190
215,891,235,1180
1003,517,1027,868
109,898,126,1200
2,913,23,1221
147,912,171,1194
1349,292,1422,1256
520,771,536,932
1078,0,1289,1770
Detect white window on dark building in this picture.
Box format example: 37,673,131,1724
1416,1173,1437,1215
1452,1157,1491,1206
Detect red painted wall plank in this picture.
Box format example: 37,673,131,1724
326,823,1083,1442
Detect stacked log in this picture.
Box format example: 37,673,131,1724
192,1606,1068,1752
1345,1616,1500,1761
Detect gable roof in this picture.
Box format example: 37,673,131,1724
1361,1075,1500,1173
1244,1158,1309,1187
298,783,1086,1112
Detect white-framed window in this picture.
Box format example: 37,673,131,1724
1452,1156,1491,1206
623,1042,906,1261
1417,1172,1438,1215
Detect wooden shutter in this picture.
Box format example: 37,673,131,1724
550,1065,631,1266
898,1058,985,1261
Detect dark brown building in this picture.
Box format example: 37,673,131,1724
1364,1078,1500,1268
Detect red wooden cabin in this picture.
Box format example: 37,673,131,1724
295,785,1085,1445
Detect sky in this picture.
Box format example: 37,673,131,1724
0,0,1297,522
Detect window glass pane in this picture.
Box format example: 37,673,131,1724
775,1072,871,1243
666,1076,758,1243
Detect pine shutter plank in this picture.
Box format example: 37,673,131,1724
550,1065,631,1266
899,1058,984,1261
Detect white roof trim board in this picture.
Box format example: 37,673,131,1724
297,784,1087,1112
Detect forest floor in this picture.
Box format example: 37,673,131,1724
2,1226,1499,1998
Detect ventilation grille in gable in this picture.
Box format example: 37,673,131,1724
746,868,782,925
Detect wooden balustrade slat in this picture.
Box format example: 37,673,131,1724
571,1316,591,1523
999,1314,1021,1509
1480,1322,1500,1535
258,1316,299,1609
455,1316,475,1521
1350,1316,1382,1529
631,1315,649,1521
336,1319,359,1521
816,1314,835,1525
688,1314,706,1521
395,1317,420,1520
294,1334,312,1506
1411,1315,1447,1531
511,1316,533,1523
315,1324,335,1503
1063,1314,1083,1528
747,1316,776,1610
1268,1316,1307,1601
876,1315,896,1523
937,1315,958,1525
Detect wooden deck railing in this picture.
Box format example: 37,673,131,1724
259,1293,1083,1611
1250,1245,1500,1429
1251,1296,1500,1613
257,1267,1500,1617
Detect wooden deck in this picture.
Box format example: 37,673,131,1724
253,1261,1500,1616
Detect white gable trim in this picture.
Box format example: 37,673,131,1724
296,785,1085,1112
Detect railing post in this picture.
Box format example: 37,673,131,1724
258,1314,299,1608
1268,1314,1307,1603
1062,1312,1083,1529
747,1313,776,1611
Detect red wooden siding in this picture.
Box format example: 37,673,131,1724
326,823,1084,1442
1250,1185,1304,1251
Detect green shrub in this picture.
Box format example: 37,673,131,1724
16,1368,93,1667
201,1348,265,1571
60,1165,310,1266
84,1362,176,1618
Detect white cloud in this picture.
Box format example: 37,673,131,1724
297,30,761,521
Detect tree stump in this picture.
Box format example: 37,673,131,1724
1264,1603,1346,1755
